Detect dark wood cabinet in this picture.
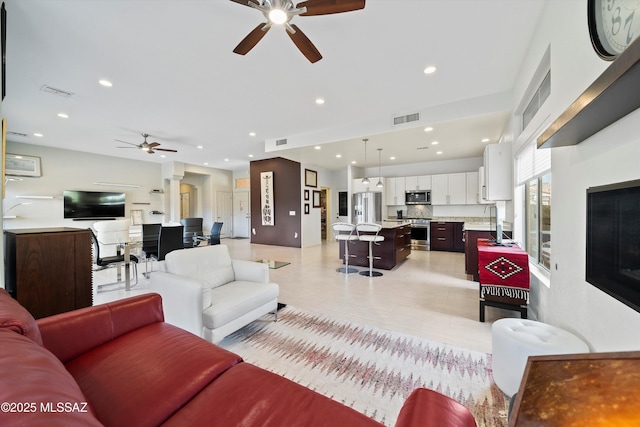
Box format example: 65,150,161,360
4,228,93,319
464,229,513,281
430,222,464,252
339,225,411,270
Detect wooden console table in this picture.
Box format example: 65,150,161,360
477,239,530,322
4,228,93,318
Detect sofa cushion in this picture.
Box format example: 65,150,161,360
165,245,235,289
0,288,43,345
0,329,102,427
202,281,279,329
65,322,242,427
161,362,384,427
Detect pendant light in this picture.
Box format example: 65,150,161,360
361,138,370,184
376,148,383,187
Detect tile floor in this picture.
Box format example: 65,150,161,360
93,238,518,354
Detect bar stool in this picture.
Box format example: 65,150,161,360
356,223,384,277
332,222,359,274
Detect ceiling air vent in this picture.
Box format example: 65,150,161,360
7,131,27,137
393,112,420,126
275,138,288,146
40,84,74,98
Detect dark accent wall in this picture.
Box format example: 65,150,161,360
250,157,301,248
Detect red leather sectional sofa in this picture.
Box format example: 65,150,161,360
0,289,477,427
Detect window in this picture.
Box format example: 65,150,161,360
524,173,551,270
517,142,551,270
522,71,550,130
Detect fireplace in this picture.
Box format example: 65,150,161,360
586,179,640,313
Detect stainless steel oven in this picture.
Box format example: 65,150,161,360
410,220,430,251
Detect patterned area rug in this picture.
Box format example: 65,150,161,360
219,306,510,427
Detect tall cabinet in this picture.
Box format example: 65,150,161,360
4,228,93,319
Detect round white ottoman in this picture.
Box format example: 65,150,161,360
491,318,589,397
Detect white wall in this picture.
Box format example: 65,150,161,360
3,141,233,235
4,142,164,230
301,163,333,247
508,0,640,350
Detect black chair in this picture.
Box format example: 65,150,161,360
153,225,184,262
141,223,161,277
90,229,139,291
180,218,203,248
209,222,223,245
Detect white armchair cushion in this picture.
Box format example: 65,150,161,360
165,245,235,289
202,281,279,330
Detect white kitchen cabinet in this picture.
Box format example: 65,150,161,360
483,143,513,200
465,171,479,204
405,175,431,191
385,177,406,205
477,166,492,204
431,173,466,205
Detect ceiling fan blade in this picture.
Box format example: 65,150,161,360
229,0,260,7
287,24,322,63
233,23,270,55
298,0,365,16
147,142,161,148
114,139,139,147
154,148,178,153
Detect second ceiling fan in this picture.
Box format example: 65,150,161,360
231,0,366,63
116,133,178,154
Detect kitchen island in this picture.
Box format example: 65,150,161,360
338,221,412,270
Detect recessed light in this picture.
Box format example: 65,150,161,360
197,145,204,149
33,133,43,137
315,98,325,105
160,154,166,158
224,159,229,162
390,156,396,160
336,154,342,158
57,113,69,119
436,151,443,155
424,126,433,132
423,66,437,74
481,138,490,143
249,132,256,137
314,146,321,150
204,162,209,166
98,79,113,87
351,161,357,164
431,141,439,145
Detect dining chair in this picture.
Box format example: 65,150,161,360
93,219,131,257
141,223,161,278
90,229,139,292
180,218,204,248
153,225,184,262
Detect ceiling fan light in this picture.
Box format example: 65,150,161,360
269,9,288,24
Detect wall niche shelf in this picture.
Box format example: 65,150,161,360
538,34,640,149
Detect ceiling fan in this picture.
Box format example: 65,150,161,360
115,133,178,154
230,0,365,63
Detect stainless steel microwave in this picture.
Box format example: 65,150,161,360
405,190,431,205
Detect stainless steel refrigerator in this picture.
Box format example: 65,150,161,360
353,192,382,224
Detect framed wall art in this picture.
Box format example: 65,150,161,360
5,153,41,177
313,190,321,208
305,169,317,187
304,189,310,200
260,171,274,226
304,203,310,215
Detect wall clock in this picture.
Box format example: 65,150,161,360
588,0,640,60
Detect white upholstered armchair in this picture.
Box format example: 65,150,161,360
149,245,279,343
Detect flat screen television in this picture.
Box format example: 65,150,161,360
63,190,125,219
586,179,640,313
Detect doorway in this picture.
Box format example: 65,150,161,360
233,191,250,238
321,188,330,240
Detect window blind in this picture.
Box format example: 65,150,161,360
516,141,551,185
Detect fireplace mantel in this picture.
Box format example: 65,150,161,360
537,35,640,149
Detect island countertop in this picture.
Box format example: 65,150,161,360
339,222,412,270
